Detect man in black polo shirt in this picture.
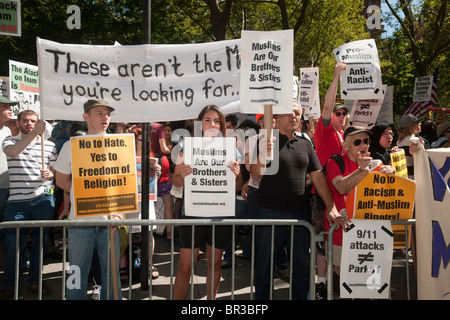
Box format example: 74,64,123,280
251,100,340,300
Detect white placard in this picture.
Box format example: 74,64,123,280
377,85,394,124
413,76,433,102
333,39,383,100
341,219,394,299
183,137,236,217
298,67,319,110
348,85,386,129
8,60,40,117
239,30,293,114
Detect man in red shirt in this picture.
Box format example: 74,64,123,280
311,62,348,299
325,126,394,290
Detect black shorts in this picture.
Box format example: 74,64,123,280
178,215,232,250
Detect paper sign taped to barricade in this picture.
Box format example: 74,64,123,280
341,219,393,299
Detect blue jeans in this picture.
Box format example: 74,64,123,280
0,188,9,242
66,226,121,300
254,206,311,300
2,194,54,289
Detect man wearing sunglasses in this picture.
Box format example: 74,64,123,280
325,126,395,294
310,62,349,299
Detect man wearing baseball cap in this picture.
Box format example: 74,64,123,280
54,98,123,300
324,126,394,294
310,62,349,299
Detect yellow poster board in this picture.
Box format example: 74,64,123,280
390,150,408,178
346,172,416,248
71,134,138,218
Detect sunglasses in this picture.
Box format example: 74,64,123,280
335,111,347,117
353,138,370,146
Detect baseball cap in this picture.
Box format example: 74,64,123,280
333,103,348,113
398,114,419,128
344,126,372,140
0,96,18,105
83,99,115,113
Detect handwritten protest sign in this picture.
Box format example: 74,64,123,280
413,76,433,102
183,137,236,217
333,39,383,100
390,150,408,179
37,37,241,122
71,134,138,217
341,220,393,299
8,60,40,116
345,172,416,248
239,30,293,114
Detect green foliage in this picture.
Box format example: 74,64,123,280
0,0,447,118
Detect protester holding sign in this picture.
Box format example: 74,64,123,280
54,99,125,300
325,126,395,294
251,100,338,300
310,62,348,299
172,104,239,300
1,110,57,299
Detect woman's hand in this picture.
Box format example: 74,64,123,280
227,160,240,177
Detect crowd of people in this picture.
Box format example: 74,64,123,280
0,61,449,300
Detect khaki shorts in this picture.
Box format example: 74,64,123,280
325,244,342,267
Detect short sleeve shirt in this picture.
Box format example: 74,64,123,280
258,133,322,212
325,152,358,246
314,117,344,167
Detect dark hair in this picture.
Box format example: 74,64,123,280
197,105,226,137
225,113,238,127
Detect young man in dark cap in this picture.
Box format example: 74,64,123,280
54,98,124,300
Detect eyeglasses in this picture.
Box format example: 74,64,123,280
334,112,347,117
353,138,370,146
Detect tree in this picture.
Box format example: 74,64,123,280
381,0,449,115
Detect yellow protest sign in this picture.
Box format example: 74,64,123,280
71,134,138,218
390,150,408,178
346,172,416,248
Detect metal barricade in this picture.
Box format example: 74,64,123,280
0,218,415,300
324,219,416,300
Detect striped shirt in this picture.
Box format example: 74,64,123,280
2,135,57,201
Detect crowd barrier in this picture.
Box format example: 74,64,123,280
0,218,416,300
